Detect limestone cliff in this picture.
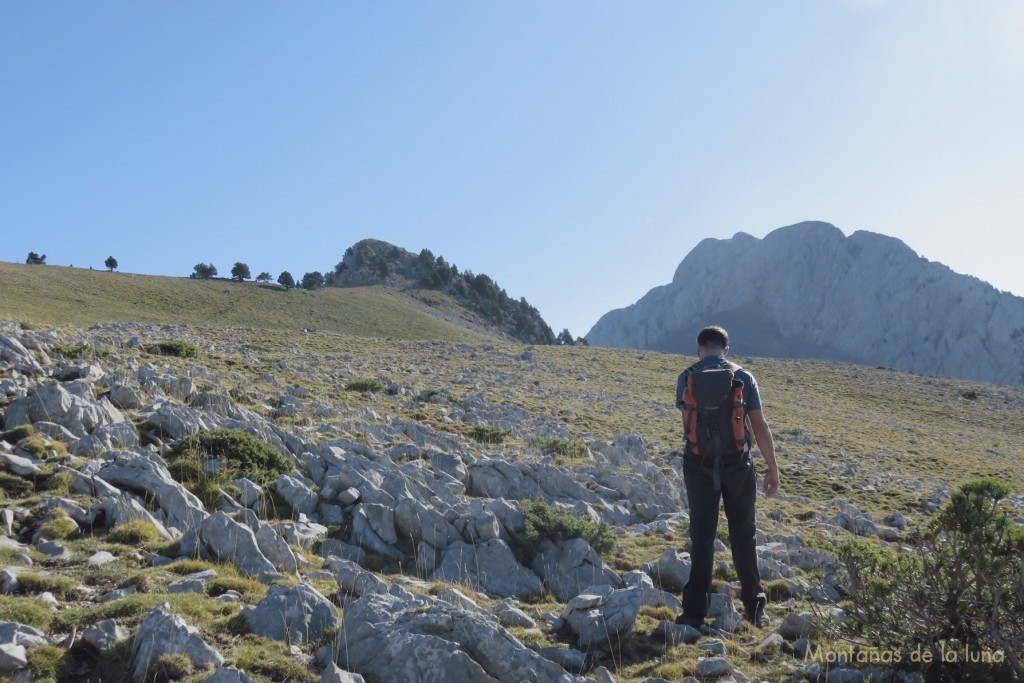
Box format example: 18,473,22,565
586,221,1024,386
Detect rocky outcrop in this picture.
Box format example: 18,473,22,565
130,604,224,682
587,221,1024,386
339,592,586,683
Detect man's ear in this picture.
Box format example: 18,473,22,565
723,346,730,357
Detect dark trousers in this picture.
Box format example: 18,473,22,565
681,450,763,618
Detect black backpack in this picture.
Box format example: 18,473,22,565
682,362,751,465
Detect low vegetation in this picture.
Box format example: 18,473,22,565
520,498,617,557
166,428,294,507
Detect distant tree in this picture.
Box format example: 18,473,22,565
192,263,217,279
556,329,575,346
230,262,251,281
26,252,46,265
105,256,118,271
575,336,590,346
301,271,325,290
277,271,295,289
255,271,272,283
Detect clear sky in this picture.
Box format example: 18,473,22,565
3,2,1022,338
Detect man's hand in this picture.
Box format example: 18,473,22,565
763,464,779,497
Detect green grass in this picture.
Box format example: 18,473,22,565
0,261,489,342
0,595,54,630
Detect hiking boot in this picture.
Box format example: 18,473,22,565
674,613,705,630
746,593,770,628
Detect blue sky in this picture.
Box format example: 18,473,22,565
3,2,1022,337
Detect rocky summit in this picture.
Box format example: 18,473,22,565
1,320,1022,682
586,221,1024,386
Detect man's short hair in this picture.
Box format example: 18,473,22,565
697,325,729,351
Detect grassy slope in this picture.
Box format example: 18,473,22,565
0,262,488,343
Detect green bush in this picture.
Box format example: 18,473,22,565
151,340,199,358
469,425,510,444
51,343,89,359
166,429,291,509
107,520,163,545
520,498,616,557
534,437,587,459
839,479,1024,680
345,378,383,394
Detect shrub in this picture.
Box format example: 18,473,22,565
534,437,587,459
345,378,383,394
151,340,199,358
51,343,89,359
107,520,163,545
839,479,1024,680
166,429,291,508
520,498,616,557
469,425,510,444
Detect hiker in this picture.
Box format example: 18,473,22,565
674,325,779,629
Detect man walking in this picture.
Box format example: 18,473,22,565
675,325,779,629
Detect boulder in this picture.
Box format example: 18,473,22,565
326,557,389,598
274,475,318,517
108,384,143,410
319,663,366,683
530,538,622,602
0,643,27,673
83,619,129,651
340,593,585,683
561,586,642,649
254,525,299,574
779,611,821,641
246,583,339,644
199,512,278,579
432,539,543,599
130,604,224,682
641,548,692,593
203,667,258,683
102,495,174,540
622,570,682,611
0,335,43,374
96,451,206,532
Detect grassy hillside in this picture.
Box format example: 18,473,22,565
2,271,1023,681
0,262,490,343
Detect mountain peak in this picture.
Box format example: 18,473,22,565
590,223,1024,386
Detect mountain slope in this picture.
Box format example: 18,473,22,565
330,239,555,345
0,261,490,343
586,221,1024,386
